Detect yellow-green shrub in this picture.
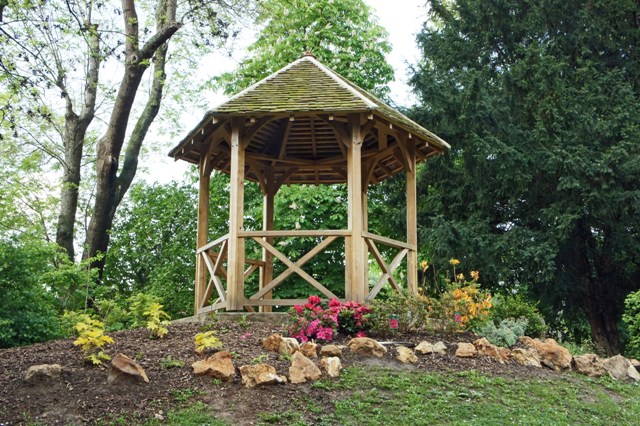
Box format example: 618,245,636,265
72,315,114,365
194,331,222,354
143,302,170,338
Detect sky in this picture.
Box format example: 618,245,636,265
144,0,428,183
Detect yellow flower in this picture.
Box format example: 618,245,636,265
456,273,465,281
470,270,480,281
449,258,461,266
420,260,429,271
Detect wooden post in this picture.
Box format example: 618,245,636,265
195,157,211,314
406,140,418,295
227,120,246,311
346,114,365,302
260,179,276,312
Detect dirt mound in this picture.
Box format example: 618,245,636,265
0,320,557,425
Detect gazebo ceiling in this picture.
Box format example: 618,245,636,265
169,54,450,185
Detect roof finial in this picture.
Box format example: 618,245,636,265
302,50,316,59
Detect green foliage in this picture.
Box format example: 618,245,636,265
160,355,185,369
622,290,640,359
367,293,430,336
475,318,529,348
194,331,223,353
215,0,394,97
0,239,64,348
143,302,171,339
409,0,640,353
94,299,129,331
488,294,547,338
71,315,114,365
127,292,162,328
104,182,199,319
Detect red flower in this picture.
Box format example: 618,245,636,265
307,295,321,306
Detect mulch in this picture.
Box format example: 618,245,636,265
0,318,559,425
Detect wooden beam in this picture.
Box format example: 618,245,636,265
194,156,211,314
253,237,339,300
346,113,366,302
242,115,274,144
366,243,408,300
406,141,418,295
226,119,246,311
362,231,415,250
251,236,338,300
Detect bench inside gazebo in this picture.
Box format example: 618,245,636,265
169,53,449,314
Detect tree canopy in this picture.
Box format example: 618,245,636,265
409,0,640,354
216,0,394,97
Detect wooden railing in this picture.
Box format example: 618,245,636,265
195,230,415,313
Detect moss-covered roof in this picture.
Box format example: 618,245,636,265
168,54,450,183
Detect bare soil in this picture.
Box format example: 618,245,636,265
0,318,559,425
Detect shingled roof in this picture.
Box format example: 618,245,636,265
169,54,449,185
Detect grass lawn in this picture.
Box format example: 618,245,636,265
159,367,640,425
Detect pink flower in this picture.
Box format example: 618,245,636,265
389,318,399,329
308,295,321,306
240,332,252,339
294,305,303,314
316,327,333,341
356,331,367,338
454,313,462,323
329,298,341,308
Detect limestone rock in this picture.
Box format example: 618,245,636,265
279,337,300,356
603,355,640,382
415,341,447,356
573,354,606,378
630,359,640,372
320,344,343,358
321,357,342,378
263,334,284,352
24,364,62,384
108,353,149,385
289,351,322,384
455,342,477,358
473,338,510,363
300,341,318,358
347,337,387,358
396,346,418,364
239,364,287,388
192,351,236,381
518,337,572,372
511,348,541,368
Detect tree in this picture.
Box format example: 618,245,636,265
1,0,247,268
410,0,640,354
216,0,394,97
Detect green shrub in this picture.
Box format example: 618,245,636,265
623,290,640,359
0,239,64,348
368,293,430,335
127,292,162,328
488,294,547,338
475,317,528,348
94,299,129,331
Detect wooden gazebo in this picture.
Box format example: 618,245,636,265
169,53,449,314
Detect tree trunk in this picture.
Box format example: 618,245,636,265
54,24,100,260
83,0,180,274
55,117,83,259
583,283,622,355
